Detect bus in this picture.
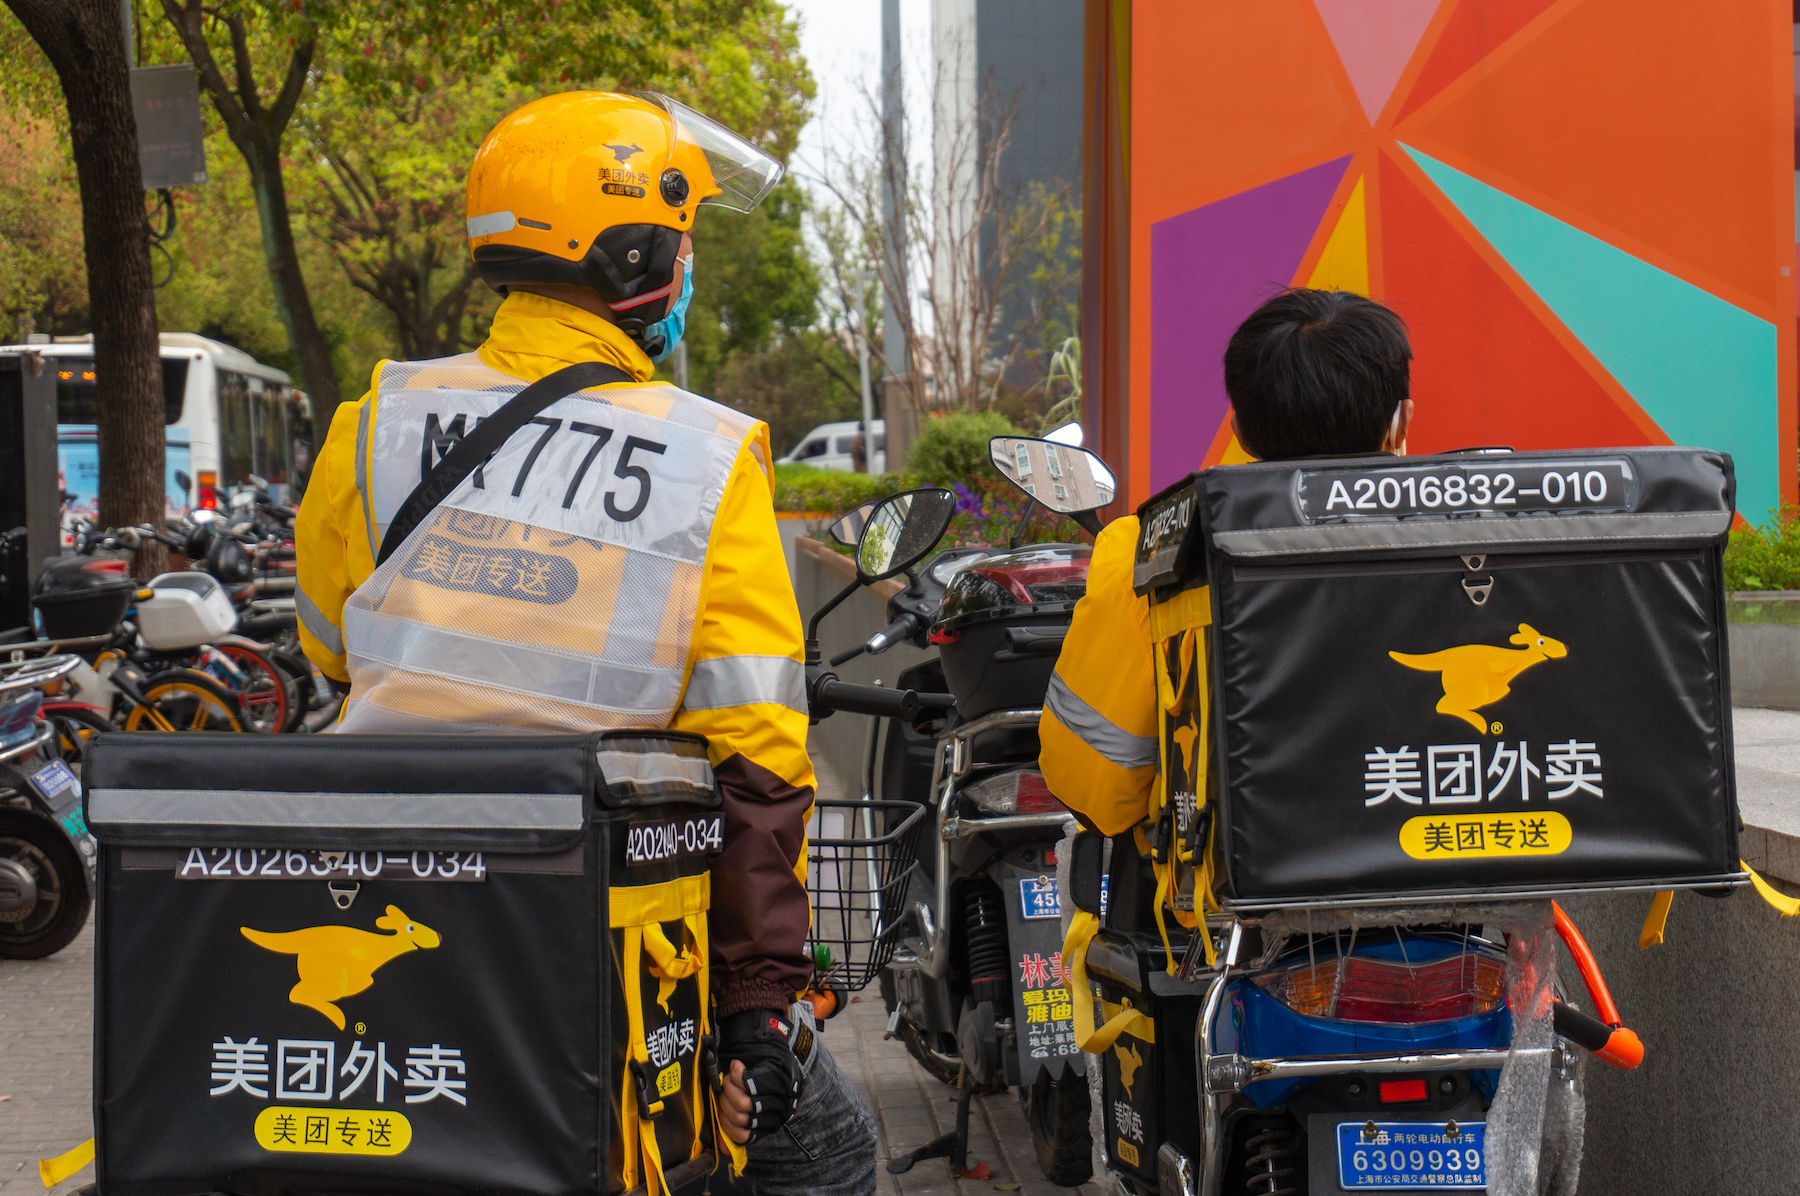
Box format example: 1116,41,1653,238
2,334,312,543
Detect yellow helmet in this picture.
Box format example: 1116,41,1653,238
466,91,781,343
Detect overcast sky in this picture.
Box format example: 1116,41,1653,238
787,0,933,193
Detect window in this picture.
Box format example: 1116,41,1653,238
874,433,886,452
1054,483,1069,501
1014,444,1032,478
1046,447,1063,478
834,436,855,454
54,356,190,425
287,393,314,498
255,384,289,485
797,439,827,460
217,370,255,487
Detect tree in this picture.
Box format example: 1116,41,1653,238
3,0,169,570
0,108,88,339
157,0,766,438
810,66,1068,417
159,0,342,435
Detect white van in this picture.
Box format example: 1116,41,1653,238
778,420,886,472
3,334,311,543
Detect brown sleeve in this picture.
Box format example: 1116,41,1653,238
708,753,816,1015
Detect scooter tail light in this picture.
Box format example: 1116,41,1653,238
1253,953,1506,1025
197,470,220,511
962,767,1069,816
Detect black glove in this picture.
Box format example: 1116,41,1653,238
716,1008,805,1140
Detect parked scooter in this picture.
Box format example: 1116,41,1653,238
803,432,1123,1185
0,653,97,958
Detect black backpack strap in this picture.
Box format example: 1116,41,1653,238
375,360,632,566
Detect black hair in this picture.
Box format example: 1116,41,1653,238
1223,288,1411,460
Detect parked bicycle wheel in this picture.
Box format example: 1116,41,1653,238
122,669,244,732
203,644,292,733
268,647,319,733
45,704,113,758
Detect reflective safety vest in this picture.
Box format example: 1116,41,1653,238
336,352,765,735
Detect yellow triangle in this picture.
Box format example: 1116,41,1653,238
1307,176,1368,295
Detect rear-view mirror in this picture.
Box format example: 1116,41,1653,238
826,501,878,547
855,488,957,582
988,437,1117,515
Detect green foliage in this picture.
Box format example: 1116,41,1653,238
679,177,820,395
1724,507,1800,592
0,112,86,338
773,464,910,515
711,330,862,457
906,411,1023,487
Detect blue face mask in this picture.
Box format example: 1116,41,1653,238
645,258,693,366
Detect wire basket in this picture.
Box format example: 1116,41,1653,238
804,799,927,992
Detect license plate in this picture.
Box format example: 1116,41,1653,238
1019,875,1061,919
28,759,79,805
1336,1121,1486,1189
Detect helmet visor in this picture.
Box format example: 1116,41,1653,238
638,92,784,212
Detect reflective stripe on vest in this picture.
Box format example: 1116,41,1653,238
338,353,760,734
1045,672,1159,771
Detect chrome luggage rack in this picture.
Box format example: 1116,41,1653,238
910,707,1074,980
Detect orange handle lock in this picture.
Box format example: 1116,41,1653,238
802,987,840,1021
1550,902,1643,1069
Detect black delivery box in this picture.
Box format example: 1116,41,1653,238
1136,446,1745,909
83,730,720,1196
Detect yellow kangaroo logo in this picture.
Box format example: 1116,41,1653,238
241,904,441,1030
1389,623,1568,735
1114,1040,1144,1100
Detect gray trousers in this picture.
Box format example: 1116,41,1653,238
715,1040,878,1196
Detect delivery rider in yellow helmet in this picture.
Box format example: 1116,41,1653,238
295,92,878,1194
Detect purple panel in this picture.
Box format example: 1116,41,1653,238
1149,156,1353,489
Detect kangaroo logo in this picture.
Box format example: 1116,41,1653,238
1114,1040,1144,1100
241,905,441,1029
604,142,645,164
1389,623,1567,734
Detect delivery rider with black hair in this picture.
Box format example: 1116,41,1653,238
1039,289,1413,1011
295,92,877,1195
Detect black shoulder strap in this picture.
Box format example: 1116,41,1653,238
375,360,631,566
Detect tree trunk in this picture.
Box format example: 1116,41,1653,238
158,0,346,443
6,0,169,576
244,139,345,438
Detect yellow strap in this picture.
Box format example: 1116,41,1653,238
1639,890,1674,949
39,1138,94,1188
685,913,710,1168
1147,584,1210,643
612,872,710,928
643,921,702,1015
1745,861,1800,916
1063,910,1155,1053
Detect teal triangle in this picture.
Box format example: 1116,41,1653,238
1401,144,1780,525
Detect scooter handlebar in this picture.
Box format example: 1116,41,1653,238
808,671,958,720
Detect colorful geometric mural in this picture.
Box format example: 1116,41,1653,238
1129,0,1795,521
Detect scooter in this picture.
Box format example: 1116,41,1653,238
804,432,1124,1185
1084,893,1635,1196
0,653,98,958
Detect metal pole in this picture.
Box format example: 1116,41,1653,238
880,0,906,378
673,340,688,392
121,0,135,66
854,267,876,471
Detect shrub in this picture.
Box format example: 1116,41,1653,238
772,462,914,516
906,410,1022,487
1725,506,1800,592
